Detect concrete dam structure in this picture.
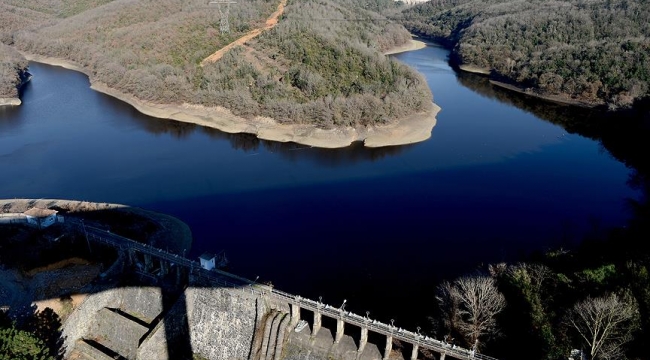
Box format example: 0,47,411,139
63,221,496,360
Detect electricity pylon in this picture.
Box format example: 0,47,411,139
209,0,237,33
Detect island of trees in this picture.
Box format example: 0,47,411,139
400,0,650,109
0,0,434,135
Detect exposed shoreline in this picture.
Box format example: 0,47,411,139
489,79,602,108
452,59,601,108
20,50,439,149
454,62,601,108
415,34,605,109
0,97,21,106
383,38,427,55
458,64,490,75
0,71,32,107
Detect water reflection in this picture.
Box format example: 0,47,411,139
454,70,650,175
95,88,414,166
0,82,30,133
130,115,415,165
0,105,23,133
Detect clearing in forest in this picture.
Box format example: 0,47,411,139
200,0,287,66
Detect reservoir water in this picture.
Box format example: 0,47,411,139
0,43,640,329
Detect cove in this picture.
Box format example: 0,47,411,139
0,43,640,329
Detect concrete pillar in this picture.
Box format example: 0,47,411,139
290,303,300,327
143,254,153,272
312,312,322,337
175,265,183,285
383,335,392,360
334,318,344,344
127,249,136,266
160,260,169,276
410,344,419,360
358,326,368,354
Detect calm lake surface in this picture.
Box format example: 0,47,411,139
0,43,639,328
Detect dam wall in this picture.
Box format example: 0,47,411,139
184,287,264,360
50,207,489,360
61,283,291,360
61,287,164,358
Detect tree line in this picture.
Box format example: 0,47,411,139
0,0,432,126
399,0,650,110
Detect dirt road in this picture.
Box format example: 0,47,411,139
201,0,287,66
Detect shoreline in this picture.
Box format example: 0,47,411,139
489,80,601,108
383,38,427,55
0,97,21,106
0,68,31,107
458,64,490,75
21,51,439,149
419,36,600,108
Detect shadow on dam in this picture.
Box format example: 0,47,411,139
0,204,240,359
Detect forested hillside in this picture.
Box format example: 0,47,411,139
0,44,28,99
400,0,650,109
0,0,432,126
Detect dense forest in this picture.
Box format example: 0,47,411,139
400,0,650,109
0,0,433,126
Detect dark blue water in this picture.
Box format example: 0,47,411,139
0,44,638,328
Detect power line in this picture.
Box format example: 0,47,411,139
208,0,237,33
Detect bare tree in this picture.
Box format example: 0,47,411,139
435,280,461,336
436,275,506,349
567,293,639,360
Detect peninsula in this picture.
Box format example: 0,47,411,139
0,0,438,148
